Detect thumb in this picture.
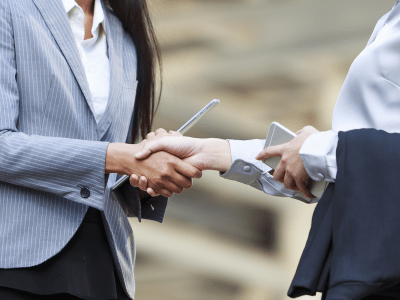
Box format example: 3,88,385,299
135,142,159,159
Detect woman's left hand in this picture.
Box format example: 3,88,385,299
256,126,319,198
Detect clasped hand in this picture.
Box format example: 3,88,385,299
131,129,209,197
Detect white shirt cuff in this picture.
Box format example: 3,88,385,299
227,139,271,173
221,139,316,203
299,130,338,182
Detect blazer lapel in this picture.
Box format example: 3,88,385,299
97,2,123,140
31,0,96,119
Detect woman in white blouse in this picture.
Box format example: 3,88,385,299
130,1,400,205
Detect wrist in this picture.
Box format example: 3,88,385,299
105,143,142,174
200,138,232,172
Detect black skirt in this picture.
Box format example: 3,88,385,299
0,207,130,300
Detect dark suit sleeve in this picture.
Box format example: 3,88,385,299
111,175,168,223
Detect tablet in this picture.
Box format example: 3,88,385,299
263,122,328,200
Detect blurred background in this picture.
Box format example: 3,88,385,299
129,1,395,299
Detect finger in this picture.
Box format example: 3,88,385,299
169,130,183,136
146,132,155,140
295,177,315,199
138,176,148,191
255,144,284,160
152,183,182,196
283,173,297,191
146,187,159,197
158,189,173,198
155,128,168,136
167,171,194,190
174,161,203,179
273,161,285,183
129,174,139,187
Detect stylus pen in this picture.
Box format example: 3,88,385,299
111,99,220,190
177,99,220,134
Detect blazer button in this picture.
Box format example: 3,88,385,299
80,187,90,198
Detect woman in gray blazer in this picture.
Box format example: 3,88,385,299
0,0,202,299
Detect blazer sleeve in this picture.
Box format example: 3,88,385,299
0,1,109,211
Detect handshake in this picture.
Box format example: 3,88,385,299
105,126,319,199
106,128,232,198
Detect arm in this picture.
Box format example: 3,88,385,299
133,129,317,201
0,1,108,209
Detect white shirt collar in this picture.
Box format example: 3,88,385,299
92,0,105,33
61,0,106,34
61,0,76,13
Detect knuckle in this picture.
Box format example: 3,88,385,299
155,128,166,135
160,172,171,181
190,170,197,178
185,180,193,189
287,168,298,178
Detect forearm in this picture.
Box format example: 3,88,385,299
105,142,142,175
197,138,232,172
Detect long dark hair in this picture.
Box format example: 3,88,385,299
109,0,162,142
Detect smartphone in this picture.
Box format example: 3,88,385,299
263,122,328,200
111,99,221,191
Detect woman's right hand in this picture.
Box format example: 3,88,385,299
105,142,202,197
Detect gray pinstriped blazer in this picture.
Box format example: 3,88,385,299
0,0,167,298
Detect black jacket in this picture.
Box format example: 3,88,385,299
289,129,400,300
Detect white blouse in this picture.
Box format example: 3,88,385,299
62,0,110,123
300,0,400,183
